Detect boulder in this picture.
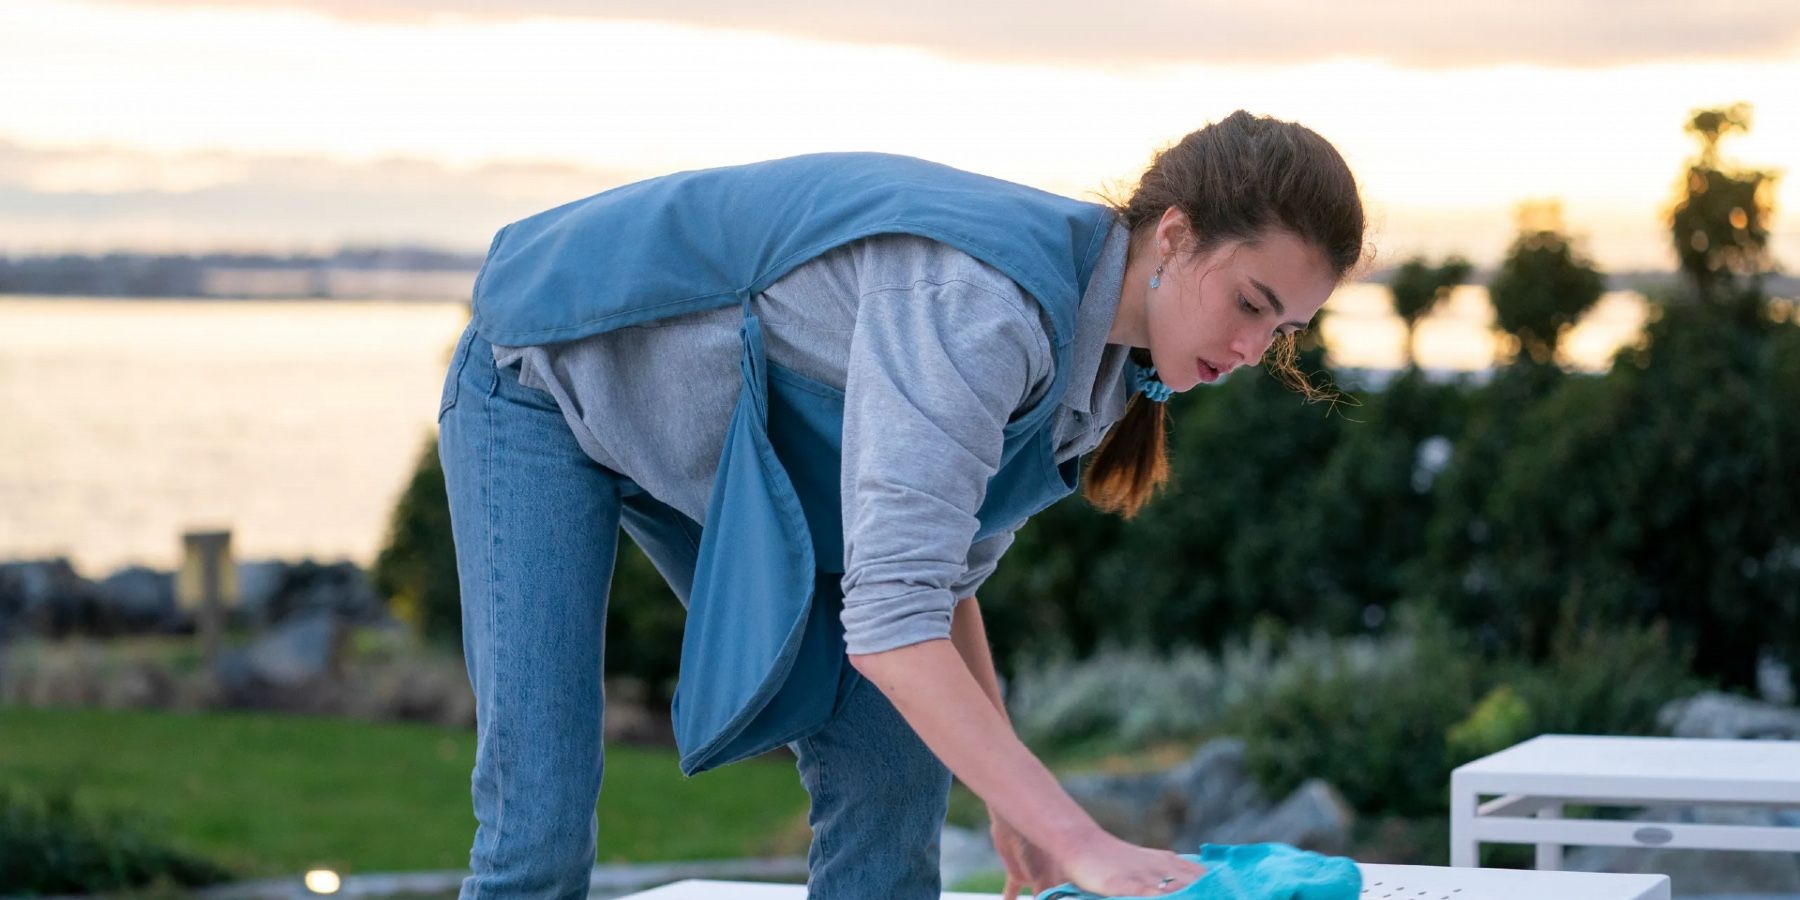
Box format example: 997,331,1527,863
340,650,478,729
259,559,389,626
1659,691,1800,741
1207,779,1354,855
234,559,291,625
212,609,348,709
1158,738,1270,851
1059,737,1355,854
0,558,110,638
1063,768,1174,848
97,566,179,632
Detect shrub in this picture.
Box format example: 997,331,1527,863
372,437,461,651
1446,684,1534,765
1006,636,1279,754
1415,300,1800,693
0,781,232,894
980,348,1353,670
1232,610,1709,818
1230,610,1481,817
1503,616,1709,740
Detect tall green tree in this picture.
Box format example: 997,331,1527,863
374,437,462,650
1387,256,1473,368
1410,108,1800,694
1487,208,1606,367
1668,103,1779,314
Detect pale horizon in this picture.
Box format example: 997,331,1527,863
3,0,1797,270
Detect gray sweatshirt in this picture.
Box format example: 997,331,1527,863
490,222,1133,655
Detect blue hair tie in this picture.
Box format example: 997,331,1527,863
1129,360,1173,403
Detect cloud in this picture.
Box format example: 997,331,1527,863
0,139,647,253
100,0,1800,69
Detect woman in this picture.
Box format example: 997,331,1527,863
436,109,1365,900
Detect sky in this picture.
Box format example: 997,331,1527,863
2,0,1797,270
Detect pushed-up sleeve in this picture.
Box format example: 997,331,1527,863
837,269,1051,656
949,529,1019,603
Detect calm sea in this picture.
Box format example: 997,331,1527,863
0,296,470,575
0,286,1646,576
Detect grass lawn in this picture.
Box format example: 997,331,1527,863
0,706,811,879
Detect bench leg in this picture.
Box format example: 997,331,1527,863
1450,785,1479,867
1534,803,1564,870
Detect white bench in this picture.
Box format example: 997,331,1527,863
617,864,1671,899
1451,734,1800,871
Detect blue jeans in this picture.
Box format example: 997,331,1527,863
436,322,952,900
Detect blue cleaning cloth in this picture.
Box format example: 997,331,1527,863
1033,842,1361,900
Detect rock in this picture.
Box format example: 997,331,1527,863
1659,691,1800,740
1208,779,1354,855
1565,805,1800,895
231,559,390,629
1759,655,1795,706
341,653,479,729
265,560,388,626
213,609,348,708
1063,768,1177,848
1060,737,1355,854
97,566,178,631
0,558,110,638
98,660,176,708
234,560,290,625
940,824,1002,890
1159,738,1270,852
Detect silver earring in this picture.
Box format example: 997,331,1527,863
1150,264,1164,289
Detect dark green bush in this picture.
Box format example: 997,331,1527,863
0,781,231,895
1414,299,1800,693
1231,609,1711,818
373,437,462,650
981,347,1357,670
1261,368,1471,634
1504,616,1711,740
1231,610,1481,817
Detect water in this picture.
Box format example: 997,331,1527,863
0,296,470,574
1320,283,1649,373
0,287,1649,577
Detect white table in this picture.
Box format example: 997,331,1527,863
618,864,1671,899
1451,734,1800,870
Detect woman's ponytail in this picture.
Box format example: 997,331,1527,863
1082,386,1169,518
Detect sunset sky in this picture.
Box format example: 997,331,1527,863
3,0,1797,270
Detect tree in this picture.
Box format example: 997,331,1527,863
1668,103,1779,314
373,437,463,650
1387,256,1473,368
1411,109,1800,695
1487,204,1605,366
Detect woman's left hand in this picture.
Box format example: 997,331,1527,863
992,810,1069,900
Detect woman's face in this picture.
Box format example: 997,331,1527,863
1145,221,1337,393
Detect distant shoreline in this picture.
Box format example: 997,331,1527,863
0,249,483,301
0,293,470,304
3,251,1794,302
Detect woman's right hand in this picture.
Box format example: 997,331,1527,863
1055,830,1209,898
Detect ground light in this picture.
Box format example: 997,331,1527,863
304,868,343,895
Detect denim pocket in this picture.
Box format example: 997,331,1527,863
437,324,478,422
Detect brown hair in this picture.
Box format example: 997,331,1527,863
1083,110,1368,519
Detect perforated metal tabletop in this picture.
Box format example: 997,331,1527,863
616,863,1672,899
